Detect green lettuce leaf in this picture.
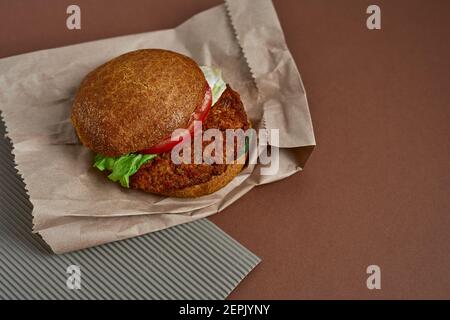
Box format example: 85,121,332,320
93,153,156,188
200,66,226,105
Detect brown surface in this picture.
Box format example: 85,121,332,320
1,0,449,299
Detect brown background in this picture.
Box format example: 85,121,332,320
1,0,449,299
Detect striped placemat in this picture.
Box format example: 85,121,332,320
0,116,260,299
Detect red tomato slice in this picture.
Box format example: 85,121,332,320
140,85,212,154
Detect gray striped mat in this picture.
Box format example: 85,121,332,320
0,116,260,300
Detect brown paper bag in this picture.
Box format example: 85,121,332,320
0,0,315,253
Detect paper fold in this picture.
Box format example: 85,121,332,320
226,0,315,148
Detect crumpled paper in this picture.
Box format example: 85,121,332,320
0,0,315,253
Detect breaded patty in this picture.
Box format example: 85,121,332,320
130,85,249,195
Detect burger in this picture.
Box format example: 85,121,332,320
71,49,250,197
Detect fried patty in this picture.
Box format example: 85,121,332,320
129,85,249,194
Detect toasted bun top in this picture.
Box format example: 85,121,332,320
71,49,207,156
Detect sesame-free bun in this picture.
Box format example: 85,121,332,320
71,49,207,157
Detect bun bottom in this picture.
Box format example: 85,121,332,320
157,153,247,198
